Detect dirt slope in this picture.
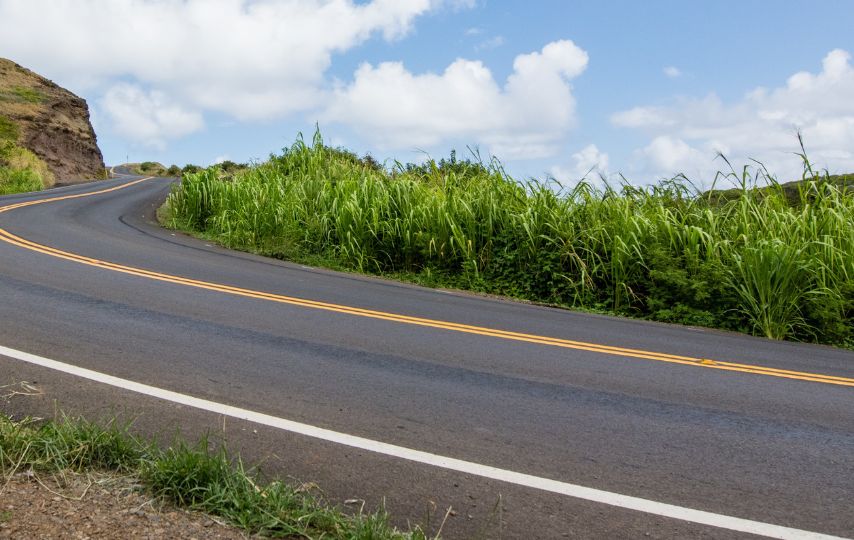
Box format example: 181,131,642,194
0,58,104,184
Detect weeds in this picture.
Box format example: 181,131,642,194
0,167,42,195
164,130,854,346
0,125,53,194
0,415,428,539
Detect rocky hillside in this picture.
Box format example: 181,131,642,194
0,58,104,184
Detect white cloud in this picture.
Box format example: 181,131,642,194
323,40,589,159
0,0,442,142
573,144,610,175
639,136,707,176
550,144,610,186
612,106,677,129
663,66,681,78
613,49,854,181
101,84,204,149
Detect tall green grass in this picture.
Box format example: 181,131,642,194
0,166,43,195
165,131,854,346
0,120,53,194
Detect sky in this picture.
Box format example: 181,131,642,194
1,0,853,187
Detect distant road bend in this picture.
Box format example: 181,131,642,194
0,173,852,539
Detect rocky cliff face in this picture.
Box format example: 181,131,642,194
0,58,105,184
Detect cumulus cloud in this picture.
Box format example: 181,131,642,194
101,84,204,149
0,0,440,143
550,144,610,186
639,136,707,177
0,1,583,158
323,40,589,159
572,144,610,175
613,49,854,181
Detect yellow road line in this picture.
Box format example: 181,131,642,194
1,178,852,388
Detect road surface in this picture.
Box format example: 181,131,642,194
0,173,852,539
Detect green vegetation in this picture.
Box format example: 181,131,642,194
131,162,225,178
0,414,430,539
706,173,854,207
182,163,202,175
0,85,45,104
0,115,18,141
133,161,168,176
0,122,53,195
0,113,53,194
164,131,854,346
215,159,250,175
0,165,42,195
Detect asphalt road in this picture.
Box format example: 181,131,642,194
0,173,852,539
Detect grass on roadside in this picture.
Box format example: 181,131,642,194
0,114,53,195
0,414,431,539
0,142,53,195
163,131,854,348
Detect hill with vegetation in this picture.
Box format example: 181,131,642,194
707,172,854,206
130,161,243,178
0,58,104,193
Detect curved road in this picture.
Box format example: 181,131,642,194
0,173,852,539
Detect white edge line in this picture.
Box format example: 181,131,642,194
0,344,846,540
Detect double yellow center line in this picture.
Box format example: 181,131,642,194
1,178,852,388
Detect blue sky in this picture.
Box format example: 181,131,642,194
1,0,853,185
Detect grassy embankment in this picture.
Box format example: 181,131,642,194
0,414,431,539
0,86,54,195
162,131,854,347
